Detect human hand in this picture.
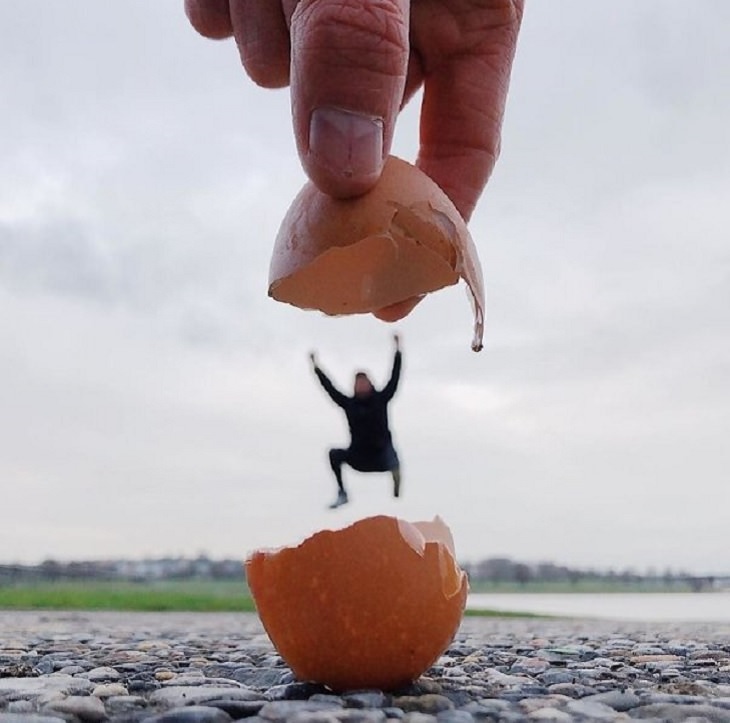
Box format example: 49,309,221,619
184,0,524,222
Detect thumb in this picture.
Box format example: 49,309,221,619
288,0,409,198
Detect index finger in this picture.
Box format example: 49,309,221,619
413,1,524,221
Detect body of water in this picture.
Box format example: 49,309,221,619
467,591,730,622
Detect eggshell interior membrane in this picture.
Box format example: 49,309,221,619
269,156,485,351
245,515,469,692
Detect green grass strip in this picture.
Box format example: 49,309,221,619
0,580,541,617
0,581,257,613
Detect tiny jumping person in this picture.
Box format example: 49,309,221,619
310,334,402,509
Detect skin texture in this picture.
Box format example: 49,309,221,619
184,0,523,222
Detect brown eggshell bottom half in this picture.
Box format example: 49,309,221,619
245,515,468,692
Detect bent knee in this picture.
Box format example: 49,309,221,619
329,448,347,464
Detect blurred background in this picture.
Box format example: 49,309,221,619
1,2,728,578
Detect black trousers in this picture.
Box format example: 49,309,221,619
328,445,400,491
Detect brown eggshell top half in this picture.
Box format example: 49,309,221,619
245,515,469,692
269,156,485,351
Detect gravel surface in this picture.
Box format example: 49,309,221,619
1,611,729,722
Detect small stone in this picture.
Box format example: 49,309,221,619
644,692,712,705
42,694,107,721
401,714,438,723
266,682,330,701
32,660,55,675
0,674,91,698
543,646,586,657
483,670,533,687
382,708,405,719
510,657,550,676
519,698,561,714
581,690,641,711
566,699,627,720
310,695,347,706
56,665,86,675
660,667,683,679
150,685,263,708
243,668,286,688
439,689,475,708
408,679,443,695
155,669,177,681
538,670,574,686
630,702,730,721
145,705,234,722
206,699,267,719
0,715,68,723
259,700,344,722
286,712,341,723
335,711,388,723
690,657,719,667
105,694,148,713
463,698,511,713
631,645,668,656
547,682,597,698
392,695,454,714
137,640,173,652
435,710,475,723
82,665,121,682
5,700,35,713
128,675,162,693
92,681,128,698
630,654,682,665
690,649,727,661
162,672,210,686
344,691,389,709
582,656,624,670
528,709,572,721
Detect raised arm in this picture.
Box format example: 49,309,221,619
381,335,402,402
310,352,348,408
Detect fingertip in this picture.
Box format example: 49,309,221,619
372,296,424,323
184,0,233,39
229,1,290,88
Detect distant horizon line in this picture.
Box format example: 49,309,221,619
1,555,727,579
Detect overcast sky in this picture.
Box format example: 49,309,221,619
1,2,728,574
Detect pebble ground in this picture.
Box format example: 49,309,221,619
1,610,728,722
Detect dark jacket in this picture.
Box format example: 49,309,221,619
314,350,401,455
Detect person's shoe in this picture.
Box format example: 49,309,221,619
328,490,349,509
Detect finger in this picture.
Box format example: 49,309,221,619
401,51,425,109
289,0,410,198
229,1,291,88
414,1,524,221
372,296,423,322
184,0,233,39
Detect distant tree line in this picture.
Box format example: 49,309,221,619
0,555,721,591
0,555,243,584
461,557,718,592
